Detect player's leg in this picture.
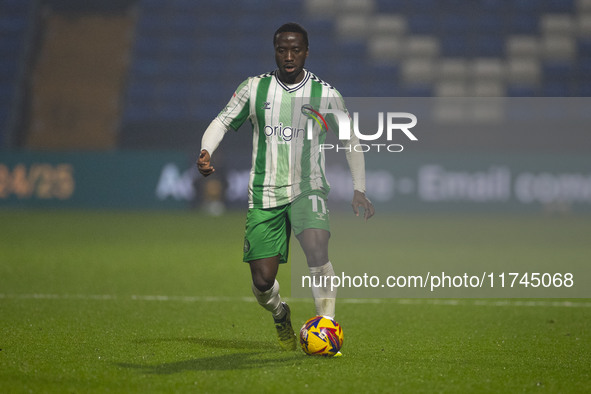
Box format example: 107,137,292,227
249,256,296,351
292,192,336,318
296,228,336,318
244,206,296,350
295,227,330,268
249,255,283,317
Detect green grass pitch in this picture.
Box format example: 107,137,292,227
0,210,589,393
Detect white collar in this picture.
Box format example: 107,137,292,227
274,69,310,93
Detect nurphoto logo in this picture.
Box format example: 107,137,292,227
301,104,418,153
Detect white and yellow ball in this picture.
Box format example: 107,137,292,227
299,316,343,356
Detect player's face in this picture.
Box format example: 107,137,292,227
274,32,308,84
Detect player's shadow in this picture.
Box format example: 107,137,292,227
132,336,274,351
118,352,299,374
116,336,303,374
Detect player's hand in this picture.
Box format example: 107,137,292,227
197,149,215,177
351,190,374,221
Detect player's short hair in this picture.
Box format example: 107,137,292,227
273,22,309,48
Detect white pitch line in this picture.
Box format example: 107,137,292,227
0,293,590,308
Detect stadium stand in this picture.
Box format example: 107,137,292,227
120,0,588,137
25,12,134,149
1,0,589,149
0,0,34,148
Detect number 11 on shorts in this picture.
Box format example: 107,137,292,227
309,195,326,214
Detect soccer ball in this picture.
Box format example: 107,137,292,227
299,316,343,356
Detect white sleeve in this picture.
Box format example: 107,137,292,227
201,118,229,156
327,89,367,193
343,134,366,193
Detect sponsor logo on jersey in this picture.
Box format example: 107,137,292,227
263,123,305,143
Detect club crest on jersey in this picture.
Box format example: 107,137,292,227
301,104,328,132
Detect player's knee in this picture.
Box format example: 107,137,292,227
252,275,275,292
306,251,329,267
298,229,330,266
302,241,329,267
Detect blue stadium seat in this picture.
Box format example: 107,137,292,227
136,13,170,35
132,34,164,58
507,13,538,34
577,57,591,83
440,13,472,34
476,13,504,34
306,19,335,52
0,82,15,102
0,105,9,125
403,84,432,97
408,14,437,34
237,0,271,13
473,35,504,56
227,62,271,80
194,81,232,102
334,81,365,97
162,36,199,56
0,59,18,81
158,81,193,102
0,0,31,13
307,38,337,60
441,35,470,57
332,61,364,80
513,0,539,11
576,82,591,97
161,60,195,80
0,117,7,147
405,0,439,12
170,0,201,15
234,17,267,38
157,102,190,121
336,40,366,58
171,13,200,34
366,75,400,97
506,85,538,97
194,57,226,77
480,0,510,12
373,84,402,97
129,58,163,79
193,12,233,34
0,38,21,57
306,61,331,80
194,103,221,121
123,102,155,123
542,82,571,97
543,62,574,81
197,36,234,57
579,40,591,58
140,0,167,11
126,82,156,102
0,15,28,35
234,34,267,56
545,0,574,13
375,0,408,13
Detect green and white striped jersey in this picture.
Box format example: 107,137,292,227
216,69,348,209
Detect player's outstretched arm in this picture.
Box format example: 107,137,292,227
198,118,230,177
197,149,215,177
351,190,374,221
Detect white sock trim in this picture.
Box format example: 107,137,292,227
251,279,284,319
309,261,336,318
